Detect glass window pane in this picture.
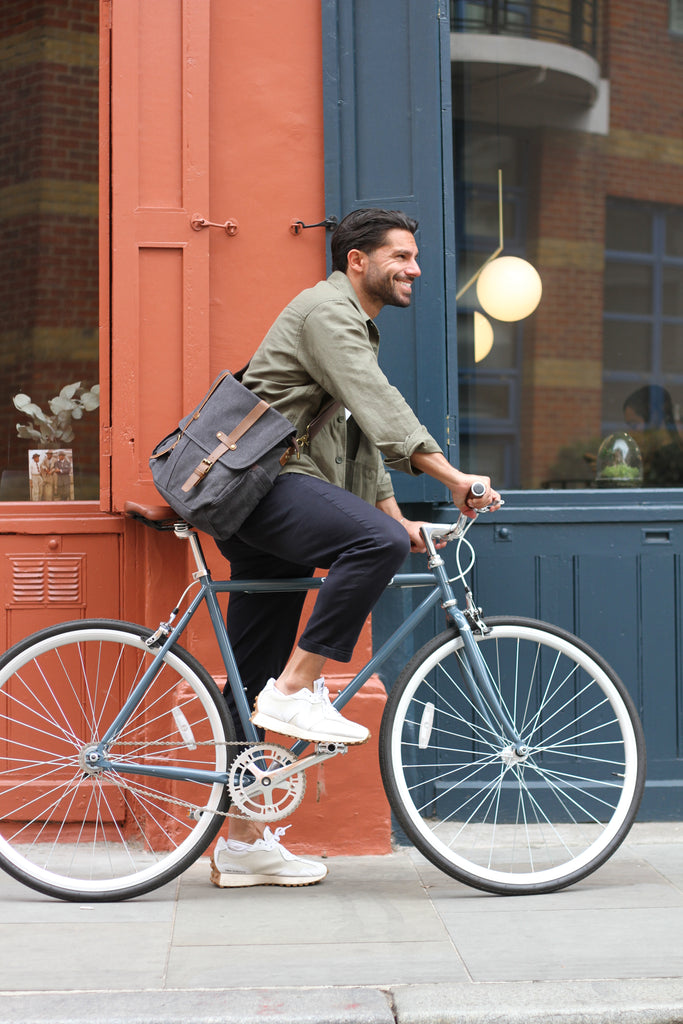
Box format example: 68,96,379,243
662,323,683,373
665,209,683,257
457,313,516,370
603,380,638,426
0,5,99,503
606,203,652,252
603,320,651,373
459,380,510,420
465,195,516,241
670,0,683,33
603,262,653,315
662,265,683,316
461,132,522,187
459,434,509,482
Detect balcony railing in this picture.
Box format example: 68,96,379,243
450,0,599,58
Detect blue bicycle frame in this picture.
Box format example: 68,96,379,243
89,523,524,784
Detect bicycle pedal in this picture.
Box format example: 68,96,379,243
314,741,347,756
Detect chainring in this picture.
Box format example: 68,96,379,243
228,742,306,822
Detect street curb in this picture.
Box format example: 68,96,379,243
4,980,683,1024
0,987,395,1024
390,980,683,1024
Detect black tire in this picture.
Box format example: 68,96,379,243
0,619,235,901
379,617,646,895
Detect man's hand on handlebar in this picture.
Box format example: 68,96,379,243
401,517,447,554
450,473,502,519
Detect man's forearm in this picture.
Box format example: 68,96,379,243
410,450,467,490
376,495,404,522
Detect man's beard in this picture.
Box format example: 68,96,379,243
364,266,413,308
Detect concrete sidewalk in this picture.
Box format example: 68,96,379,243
1,822,682,1024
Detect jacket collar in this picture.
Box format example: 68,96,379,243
327,270,379,336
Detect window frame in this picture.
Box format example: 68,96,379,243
602,198,683,435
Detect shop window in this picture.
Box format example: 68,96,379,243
454,126,528,489
603,199,683,487
0,3,99,503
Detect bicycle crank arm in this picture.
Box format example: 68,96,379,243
252,741,347,788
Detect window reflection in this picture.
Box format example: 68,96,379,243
452,2,683,491
0,3,99,502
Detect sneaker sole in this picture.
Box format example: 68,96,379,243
250,710,370,745
210,859,326,888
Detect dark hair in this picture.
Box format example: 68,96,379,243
624,385,676,431
330,208,419,273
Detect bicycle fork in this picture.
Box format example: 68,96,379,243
423,528,528,757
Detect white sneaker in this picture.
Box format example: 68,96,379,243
251,677,370,745
209,827,327,887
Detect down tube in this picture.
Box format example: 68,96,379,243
334,586,443,710
289,586,443,757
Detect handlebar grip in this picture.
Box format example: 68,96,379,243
469,481,487,499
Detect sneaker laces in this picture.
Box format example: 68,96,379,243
263,825,300,862
312,677,329,700
221,825,292,855
263,825,291,848
313,677,345,719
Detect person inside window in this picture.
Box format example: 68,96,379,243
623,385,683,487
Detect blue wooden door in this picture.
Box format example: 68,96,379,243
321,0,458,503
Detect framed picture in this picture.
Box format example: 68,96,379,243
28,449,74,502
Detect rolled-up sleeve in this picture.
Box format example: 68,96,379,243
296,298,442,476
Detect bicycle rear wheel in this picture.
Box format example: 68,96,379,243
380,617,646,895
0,619,235,901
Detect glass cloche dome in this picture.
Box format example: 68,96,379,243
595,432,643,487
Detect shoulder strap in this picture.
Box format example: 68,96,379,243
280,398,342,467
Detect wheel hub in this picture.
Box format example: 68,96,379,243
78,743,103,776
500,743,531,767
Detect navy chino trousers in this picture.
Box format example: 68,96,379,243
215,472,410,739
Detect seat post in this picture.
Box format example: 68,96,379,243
173,523,210,578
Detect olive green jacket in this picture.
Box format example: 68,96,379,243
242,271,442,505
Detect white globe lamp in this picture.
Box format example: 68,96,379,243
476,256,542,322
473,312,494,363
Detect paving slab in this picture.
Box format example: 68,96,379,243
168,854,468,988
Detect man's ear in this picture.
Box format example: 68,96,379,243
346,248,366,274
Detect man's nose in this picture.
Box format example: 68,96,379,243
407,258,421,279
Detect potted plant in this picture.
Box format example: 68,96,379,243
13,382,99,501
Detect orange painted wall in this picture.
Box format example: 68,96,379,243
116,1,390,855
207,2,328,371
205,2,390,854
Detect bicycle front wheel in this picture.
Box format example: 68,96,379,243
380,617,646,895
0,619,235,901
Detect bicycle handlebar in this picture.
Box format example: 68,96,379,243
420,495,505,547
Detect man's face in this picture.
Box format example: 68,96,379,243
356,229,421,312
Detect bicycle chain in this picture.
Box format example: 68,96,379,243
101,738,275,821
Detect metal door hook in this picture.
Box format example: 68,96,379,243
290,216,338,236
191,214,239,236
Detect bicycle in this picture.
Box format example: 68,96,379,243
0,499,646,902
